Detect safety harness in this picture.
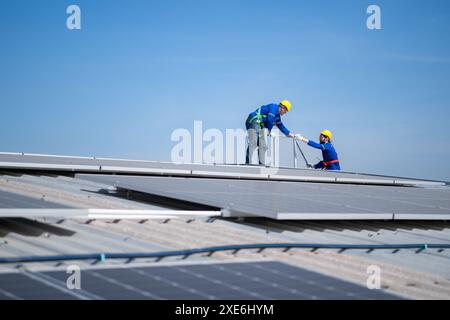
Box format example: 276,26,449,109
323,159,339,169
248,107,267,129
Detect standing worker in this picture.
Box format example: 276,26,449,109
297,130,341,170
245,100,296,165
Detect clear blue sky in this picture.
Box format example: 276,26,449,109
1,0,449,181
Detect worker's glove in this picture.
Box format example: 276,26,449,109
296,134,308,142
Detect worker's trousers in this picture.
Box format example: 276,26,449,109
245,120,267,165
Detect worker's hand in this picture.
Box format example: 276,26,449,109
295,134,308,143
288,134,296,139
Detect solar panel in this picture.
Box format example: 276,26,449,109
0,153,443,187
0,261,401,300
76,174,450,220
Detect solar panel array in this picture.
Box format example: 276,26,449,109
76,174,450,220
0,152,444,187
0,261,400,300
2,153,449,220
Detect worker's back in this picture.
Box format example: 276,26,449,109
307,140,340,170
321,142,340,170
247,104,279,126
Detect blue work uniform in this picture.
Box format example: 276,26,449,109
245,103,291,165
307,140,341,170
246,103,290,136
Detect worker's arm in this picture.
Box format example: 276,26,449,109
314,161,324,169
296,135,310,144
266,112,277,132
307,140,326,150
275,121,291,136
267,115,294,137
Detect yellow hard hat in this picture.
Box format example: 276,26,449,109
320,129,333,140
280,100,292,112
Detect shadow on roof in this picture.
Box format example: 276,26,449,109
0,218,75,237
236,218,450,233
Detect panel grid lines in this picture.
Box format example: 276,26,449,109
0,261,401,300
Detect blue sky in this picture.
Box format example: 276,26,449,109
1,0,449,180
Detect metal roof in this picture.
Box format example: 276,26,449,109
0,190,68,209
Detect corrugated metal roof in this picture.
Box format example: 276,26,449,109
236,219,450,278
0,190,68,208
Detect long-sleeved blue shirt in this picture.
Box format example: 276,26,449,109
246,103,290,136
307,140,341,170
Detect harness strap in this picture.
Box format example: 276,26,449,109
248,107,267,129
323,159,339,168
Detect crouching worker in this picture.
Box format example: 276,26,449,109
297,130,341,170
245,100,296,165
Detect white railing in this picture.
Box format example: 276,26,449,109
269,134,312,169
